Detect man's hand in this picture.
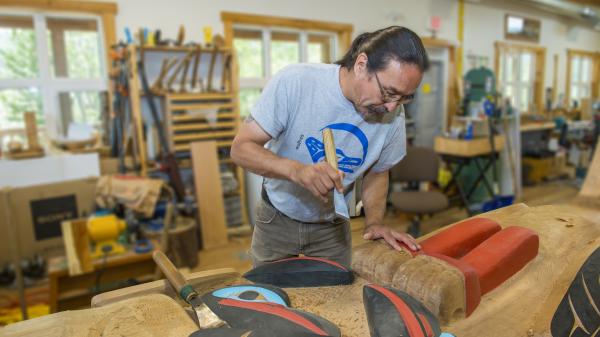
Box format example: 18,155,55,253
290,162,344,203
363,225,421,251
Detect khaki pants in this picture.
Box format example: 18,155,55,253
249,199,352,268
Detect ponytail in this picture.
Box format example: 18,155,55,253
335,26,429,73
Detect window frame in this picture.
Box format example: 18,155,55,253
233,25,338,84
494,41,546,114
222,12,352,117
0,0,116,137
566,48,599,105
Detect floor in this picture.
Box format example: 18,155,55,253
0,179,580,322
194,179,581,275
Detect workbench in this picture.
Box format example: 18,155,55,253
48,249,155,313
519,121,555,133
434,135,505,214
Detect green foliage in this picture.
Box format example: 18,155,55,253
0,28,38,78
0,28,43,128
64,31,101,79
239,89,261,117
231,33,331,118
271,40,298,75
0,26,103,129
66,91,101,124
234,38,263,78
62,31,102,125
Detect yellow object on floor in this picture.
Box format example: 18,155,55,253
438,167,452,189
0,304,49,326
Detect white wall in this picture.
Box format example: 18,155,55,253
97,0,599,95
463,1,600,98
81,0,599,222
109,0,458,43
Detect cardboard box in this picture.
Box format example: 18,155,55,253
522,157,553,184
0,177,98,264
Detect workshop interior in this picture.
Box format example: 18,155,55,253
0,1,599,336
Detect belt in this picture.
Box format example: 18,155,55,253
261,186,275,208
260,186,346,224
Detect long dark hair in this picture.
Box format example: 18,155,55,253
336,26,429,73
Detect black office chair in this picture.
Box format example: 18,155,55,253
389,146,449,237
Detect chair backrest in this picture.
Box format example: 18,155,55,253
390,146,440,183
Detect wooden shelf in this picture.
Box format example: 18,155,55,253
173,130,237,142
520,122,555,133
174,140,232,152
109,43,249,236
172,121,237,132
169,93,234,101
139,45,233,53
170,102,235,111
171,112,237,123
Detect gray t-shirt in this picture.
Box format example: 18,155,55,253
251,63,406,222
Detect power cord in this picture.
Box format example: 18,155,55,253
93,247,111,294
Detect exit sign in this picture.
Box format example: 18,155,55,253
430,16,442,32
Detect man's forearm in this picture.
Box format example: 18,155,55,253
231,141,303,181
361,169,389,228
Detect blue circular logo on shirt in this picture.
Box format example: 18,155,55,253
304,123,368,174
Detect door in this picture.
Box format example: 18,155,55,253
405,59,445,148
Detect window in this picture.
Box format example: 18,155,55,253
223,12,352,118
499,51,535,112
495,42,545,113
232,26,337,118
0,12,107,138
567,49,598,107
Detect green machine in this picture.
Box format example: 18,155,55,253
455,66,514,213
463,67,496,116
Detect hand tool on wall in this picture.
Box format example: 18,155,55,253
220,53,232,92
138,28,146,45
109,48,126,159
176,25,185,46
126,41,148,175
206,35,224,92
143,28,150,45
322,129,350,220
206,45,218,92
138,34,186,200
124,27,133,44
151,57,178,93
190,46,202,91
179,56,191,93
166,51,194,92
147,30,155,46
153,251,227,329
203,26,213,46
154,29,163,46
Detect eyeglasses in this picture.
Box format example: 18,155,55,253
373,72,414,104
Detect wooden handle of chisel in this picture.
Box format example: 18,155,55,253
322,128,338,169
176,25,185,46
179,58,191,92
153,250,191,299
190,47,201,89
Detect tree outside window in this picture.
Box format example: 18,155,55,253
233,26,337,118
0,13,106,137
